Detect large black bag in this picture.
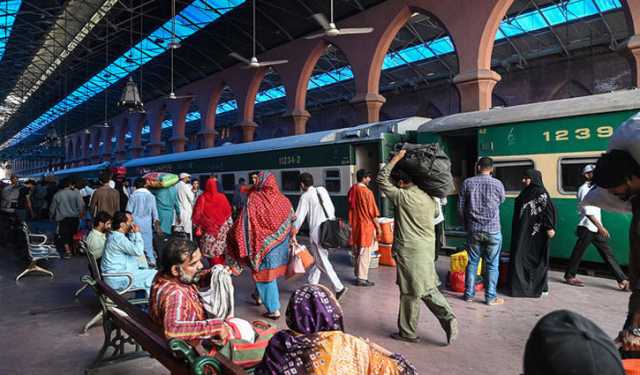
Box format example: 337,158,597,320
392,142,454,198
316,189,351,249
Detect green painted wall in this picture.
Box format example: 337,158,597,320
128,143,355,176
479,110,635,156
497,197,632,265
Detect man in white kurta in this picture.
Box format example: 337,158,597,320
176,173,195,239
292,173,346,300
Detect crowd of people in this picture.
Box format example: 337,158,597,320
3,144,640,373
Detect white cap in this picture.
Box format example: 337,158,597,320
179,173,191,179
582,164,595,175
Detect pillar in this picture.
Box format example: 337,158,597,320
102,125,114,162
622,35,640,87
287,109,311,135
114,116,128,161
166,97,192,153
350,93,386,123
91,128,101,163
81,132,90,165
146,103,165,156
453,69,501,112
194,80,224,148
226,66,267,143
128,112,146,158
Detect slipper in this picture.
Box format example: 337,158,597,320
619,280,630,291
262,311,281,320
390,332,420,343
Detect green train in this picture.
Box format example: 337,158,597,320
37,89,639,268
418,89,638,266
121,117,424,218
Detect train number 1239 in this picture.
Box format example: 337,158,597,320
542,126,613,142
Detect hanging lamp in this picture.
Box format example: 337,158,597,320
119,76,145,112
119,0,145,113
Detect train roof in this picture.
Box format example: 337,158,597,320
52,162,110,176
123,117,428,168
418,89,640,133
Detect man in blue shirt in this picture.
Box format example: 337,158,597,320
101,211,157,295
459,157,506,306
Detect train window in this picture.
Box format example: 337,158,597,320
559,157,598,194
324,169,341,192
281,170,301,192
221,174,235,191
492,160,534,192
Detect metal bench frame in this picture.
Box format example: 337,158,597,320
16,222,60,281
79,240,148,334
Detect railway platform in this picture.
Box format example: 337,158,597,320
0,222,630,375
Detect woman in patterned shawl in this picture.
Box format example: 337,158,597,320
256,284,417,375
509,169,557,298
229,171,293,319
192,177,232,266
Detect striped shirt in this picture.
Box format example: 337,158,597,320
149,270,225,348
459,174,505,234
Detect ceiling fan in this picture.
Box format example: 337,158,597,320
229,0,288,69
305,0,374,39
165,0,195,100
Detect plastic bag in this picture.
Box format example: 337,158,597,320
286,243,314,279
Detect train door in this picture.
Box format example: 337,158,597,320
440,132,478,248
354,142,381,195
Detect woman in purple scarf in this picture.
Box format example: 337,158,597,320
256,284,417,374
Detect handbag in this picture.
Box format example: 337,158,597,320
217,320,278,368
316,189,351,249
286,243,315,279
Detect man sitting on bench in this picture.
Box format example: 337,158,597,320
86,211,111,259
101,211,157,295
150,238,229,351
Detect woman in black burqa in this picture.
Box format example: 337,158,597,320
509,169,557,298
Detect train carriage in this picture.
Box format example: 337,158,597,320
121,117,426,218
417,89,639,266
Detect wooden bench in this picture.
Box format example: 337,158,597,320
84,277,247,375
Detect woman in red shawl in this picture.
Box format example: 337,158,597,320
192,177,233,266
230,171,294,319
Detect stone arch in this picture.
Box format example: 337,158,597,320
253,67,287,138
304,43,358,131
488,0,639,102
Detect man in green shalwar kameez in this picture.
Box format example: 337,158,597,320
377,149,457,345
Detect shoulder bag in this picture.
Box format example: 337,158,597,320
316,188,351,249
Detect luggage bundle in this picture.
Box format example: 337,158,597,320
391,142,454,198
143,172,179,189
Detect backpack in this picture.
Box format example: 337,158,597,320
392,142,454,198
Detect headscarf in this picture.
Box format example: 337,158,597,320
524,310,624,375
192,178,232,235
229,172,293,270
286,284,344,334
514,168,556,229
517,169,547,205
256,285,417,375
256,285,344,375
